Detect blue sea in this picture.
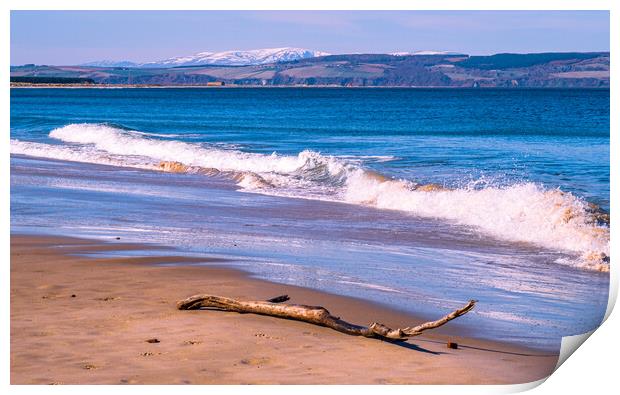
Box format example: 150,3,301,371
10,87,610,350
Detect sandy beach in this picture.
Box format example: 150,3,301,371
10,234,558,385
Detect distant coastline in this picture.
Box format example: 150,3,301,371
10,83,611,89
10,52,610,89
10,83,610,90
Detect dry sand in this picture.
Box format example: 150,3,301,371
10,234,558,384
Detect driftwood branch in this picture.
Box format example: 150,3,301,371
177,294,476,341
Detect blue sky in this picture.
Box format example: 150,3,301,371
10,10,610,65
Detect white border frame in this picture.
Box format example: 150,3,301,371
3,2,616,394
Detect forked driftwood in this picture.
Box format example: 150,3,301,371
177,294,476,341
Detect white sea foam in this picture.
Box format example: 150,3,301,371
130,130,186,138
11,123,610,271
48,123,344,175
343,173,609,270
10,139,156,170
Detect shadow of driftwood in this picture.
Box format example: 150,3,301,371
414,338,558,357
383,339,444,355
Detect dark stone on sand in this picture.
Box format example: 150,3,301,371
146,338,160,343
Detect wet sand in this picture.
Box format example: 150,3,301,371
10,234,559,384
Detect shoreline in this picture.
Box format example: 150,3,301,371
10,83,611,90
11,233,559,384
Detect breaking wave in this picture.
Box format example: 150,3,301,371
11,123,610,271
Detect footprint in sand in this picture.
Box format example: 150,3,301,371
239,357,270,366
119,378,138,384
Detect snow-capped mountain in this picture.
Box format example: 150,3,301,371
81,60,140,68
83,48,330,68
142,47,330,67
